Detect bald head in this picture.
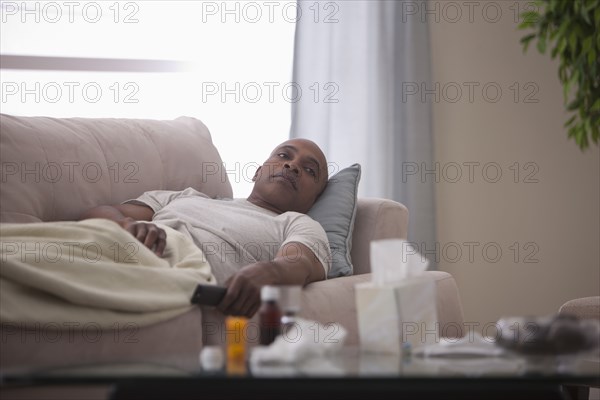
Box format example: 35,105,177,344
247,138,329,214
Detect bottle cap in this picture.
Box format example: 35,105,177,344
261,285,280,301
199,346,224,371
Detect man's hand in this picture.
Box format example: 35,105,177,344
216,242,326,318
217,262,278,318
79,203,163,256
119,217,167,257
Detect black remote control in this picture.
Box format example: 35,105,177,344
190,284,227,306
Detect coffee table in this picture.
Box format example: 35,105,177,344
2,347,598,400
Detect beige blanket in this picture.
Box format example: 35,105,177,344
0,219,214,328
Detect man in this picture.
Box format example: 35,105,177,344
80,138,331,318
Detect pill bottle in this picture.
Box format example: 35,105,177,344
226,316,248,375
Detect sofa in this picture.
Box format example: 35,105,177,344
559,297,600,400
0,114,465,374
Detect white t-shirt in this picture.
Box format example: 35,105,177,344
124,188,331,285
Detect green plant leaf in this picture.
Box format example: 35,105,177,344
569,31,578,54
521,10,540,25
578,124,589,149
581,6,592,25
592,122,599,144
518,21,533,30
585,119,592,139
588,48,597,68
564,115,577,127
557,19,570,39
520,33,536,52
568,125,577,138
558,36,568,55
537,35,547,53
570,69,580,90
583,37,593,53
564,79,571,103
567,98,581,111
559,64,568,82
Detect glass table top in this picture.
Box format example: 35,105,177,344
2,347,599,383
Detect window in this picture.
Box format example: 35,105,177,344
0,1,297,196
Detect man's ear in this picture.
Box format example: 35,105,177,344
252,166,262,182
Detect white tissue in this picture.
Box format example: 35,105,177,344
413,333,505,358
370,239,429,285
250,318,347,365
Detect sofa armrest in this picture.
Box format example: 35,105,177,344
300,271,464,346
350,198,409,275
559,297,600,320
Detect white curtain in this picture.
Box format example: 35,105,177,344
290,0,436,265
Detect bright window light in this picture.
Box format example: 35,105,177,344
0,1,297,197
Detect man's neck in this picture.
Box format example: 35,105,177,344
246,194,284,214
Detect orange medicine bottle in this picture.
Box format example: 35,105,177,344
259,286,282,346
226,316,247,375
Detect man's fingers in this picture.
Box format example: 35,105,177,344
126,223,167,256
247,302,261,318
135,223,147,243
154,233,167,257
235,286,258,317
217,283,240,314
143,227,159,249
124,223,137,236
219,280,260,317
239,298,259,318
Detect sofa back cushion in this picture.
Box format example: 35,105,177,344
0,114,232,222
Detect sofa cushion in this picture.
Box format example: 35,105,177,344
308,164,361,278
0,114,232,222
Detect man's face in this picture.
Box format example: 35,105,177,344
251,139,328,214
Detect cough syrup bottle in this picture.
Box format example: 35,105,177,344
259,285,282,346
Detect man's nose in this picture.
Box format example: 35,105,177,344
284,163,300,175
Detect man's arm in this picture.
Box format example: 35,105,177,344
217,242,326,317
80,204,154,224
80,204,166,257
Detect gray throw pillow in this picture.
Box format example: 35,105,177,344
308,164,361,278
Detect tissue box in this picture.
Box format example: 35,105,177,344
355,276,438,354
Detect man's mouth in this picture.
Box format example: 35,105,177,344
273,172,297,190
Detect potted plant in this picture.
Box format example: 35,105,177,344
519,0,599,150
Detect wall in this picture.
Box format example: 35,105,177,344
428,0,599,332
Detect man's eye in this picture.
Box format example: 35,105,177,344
277,153,289,159
305,167,316,176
